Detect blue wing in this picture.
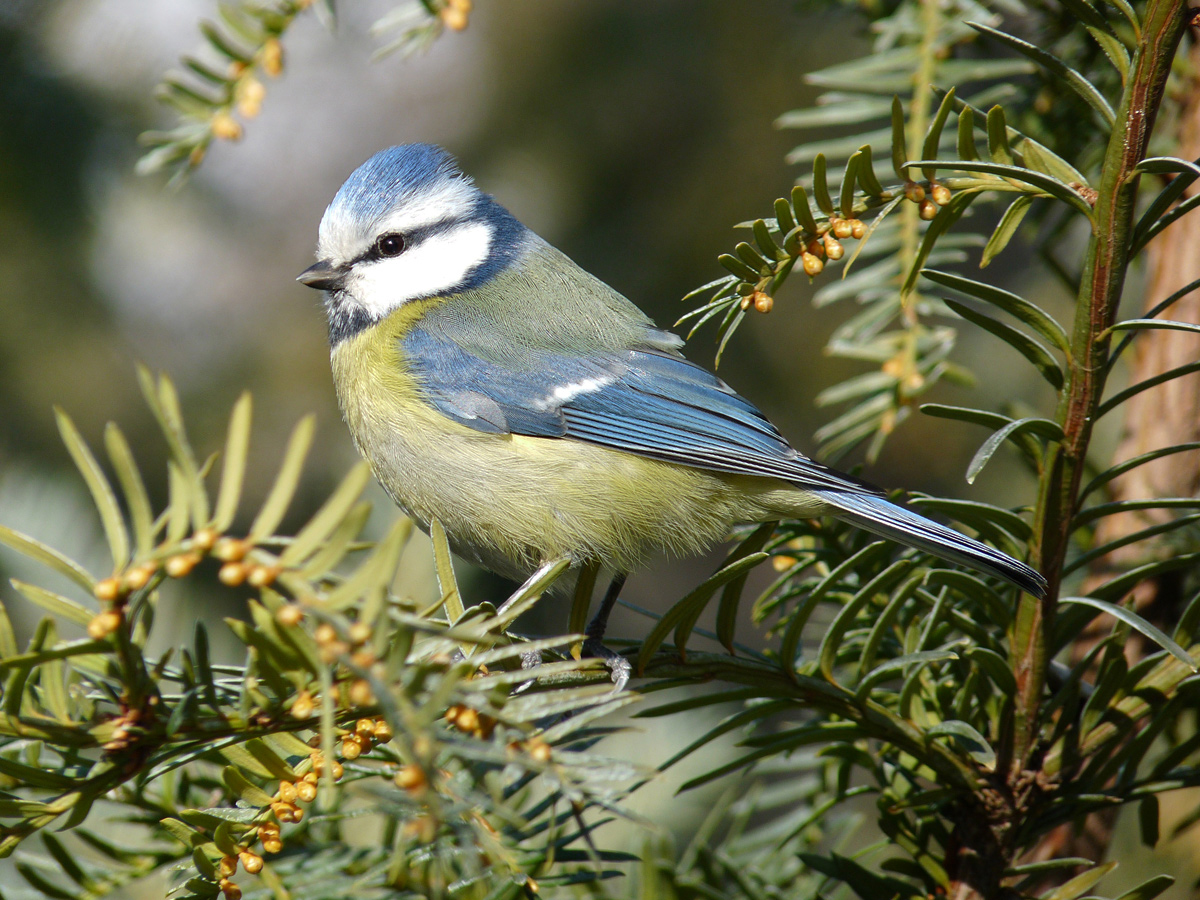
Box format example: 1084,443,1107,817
402,327,879,496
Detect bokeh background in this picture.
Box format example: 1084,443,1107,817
3,0,1191,893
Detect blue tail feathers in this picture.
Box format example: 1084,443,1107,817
820,492,1048,598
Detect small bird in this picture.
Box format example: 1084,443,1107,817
299,144,1046,686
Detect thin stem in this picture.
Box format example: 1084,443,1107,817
1011,0,1189,778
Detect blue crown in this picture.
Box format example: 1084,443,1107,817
330,144,466,223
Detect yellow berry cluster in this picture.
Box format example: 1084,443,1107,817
258,821,283,855
904,181,954,221
215,537,281,587
192,30,285,167
88,529,284,640
216,847,264,899
213,721,391,896
341,716,392,760
741,179,955,315
439,0,472,31
305,618,378,704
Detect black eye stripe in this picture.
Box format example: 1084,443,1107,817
358,217,465,265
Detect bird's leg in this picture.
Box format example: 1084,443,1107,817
582,573,630,690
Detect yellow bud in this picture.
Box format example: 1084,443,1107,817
123,563,156,591
448,0,473,9
527,737,552,763
931,183,952,206
275,604,303,627
219,856,238,878
739,294,753,310
850,218,866,240
356,718,376,737
302,772,319,785
261,38,284,77
270,801,292,821
295,780,317,802
214,538,250,561
262,838,283,854
193,527,219,551
440,7,469,30
348,622,372,645
314,623,338,646
752,292,773,314
394,763,427,794
211,111,243,142
833,218,853,239
277,780,297,804
806,239,825,258
823,235,844,261
341,737,363,760
238,851,263,875
218,562,248,587
94,577,123,603
771,554,797,572
801,252,824,276
247,564,280,588
87,611,122,640
235,78,265,119
219,877,242,900
258,822,280,838
374,719,394,742
904,182,926,203
919,199,937,221
454,707,480,734
290,691,315,719
165,552,202,578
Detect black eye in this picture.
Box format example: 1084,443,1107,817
374,233,405,258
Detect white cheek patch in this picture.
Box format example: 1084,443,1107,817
350,221,494,317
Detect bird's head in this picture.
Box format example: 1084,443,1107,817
299,144,526,343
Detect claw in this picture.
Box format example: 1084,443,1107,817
582,637,631,691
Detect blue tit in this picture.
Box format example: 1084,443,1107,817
299,144,1046,685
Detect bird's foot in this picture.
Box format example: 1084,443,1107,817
581,637,631,691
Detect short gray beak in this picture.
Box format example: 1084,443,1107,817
297,259,345,291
